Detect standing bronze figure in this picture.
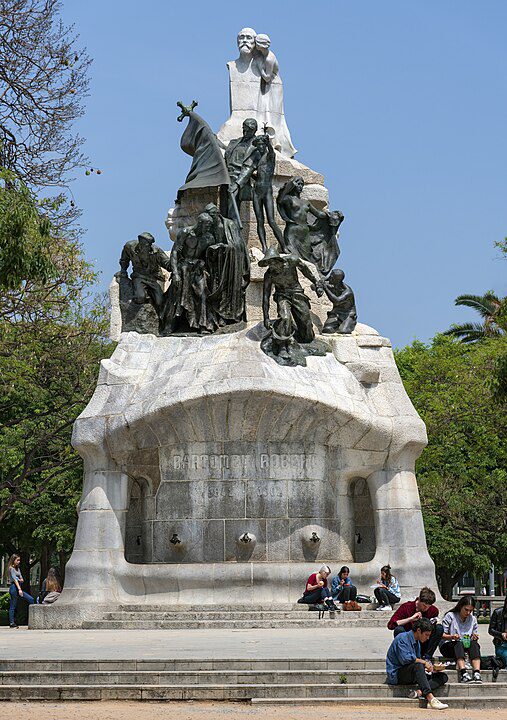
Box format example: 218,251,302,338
224,118,258,222
233,132,286,252
259,247,326,364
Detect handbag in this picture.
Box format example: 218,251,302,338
343,600,362,611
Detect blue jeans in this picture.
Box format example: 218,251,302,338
9,584,34,625
496,643,507,666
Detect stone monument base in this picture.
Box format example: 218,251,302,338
30,318,438,629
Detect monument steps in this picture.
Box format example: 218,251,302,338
83,618,387,629
0,658,389,672
82,604,391,629
0,660,504,707
114,603,381,612
0,669,503,686
251,697,507,708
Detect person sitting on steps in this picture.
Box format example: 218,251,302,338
299,565,338,611
440,596,483,684
488,594,507,670
386,617,449,710
331,565,357,605
387,587,443,661
374,564,401,610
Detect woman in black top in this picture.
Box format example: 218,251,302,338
489,596,507,666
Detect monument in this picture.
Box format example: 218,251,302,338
31,28,439,628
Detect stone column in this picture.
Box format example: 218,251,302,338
30,417,130,628
367,468,437,598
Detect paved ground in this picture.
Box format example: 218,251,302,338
0,626,496,660
0,701,505,720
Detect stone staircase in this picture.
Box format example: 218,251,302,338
82,603,390,629
0,658,504,707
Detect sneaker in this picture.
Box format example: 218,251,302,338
460,671,473,683
408,689,420,699
428,697,449,710
472,671,482,684
375,605,386,611
9,624,18,629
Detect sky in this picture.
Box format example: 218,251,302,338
60,1,507,348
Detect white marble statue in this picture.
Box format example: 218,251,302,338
217,27,296,158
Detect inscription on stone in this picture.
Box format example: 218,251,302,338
172,452,316,471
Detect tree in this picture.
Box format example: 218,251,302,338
395,335,507,598
0,238,112,595
0,0,91,233
0,168,55,289
443,292,506,343
0,1,106,593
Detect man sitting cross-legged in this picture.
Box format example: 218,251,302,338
386,617,449,710
387,587,444,661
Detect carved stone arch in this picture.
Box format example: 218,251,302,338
349,477,376,563
125,475,151,563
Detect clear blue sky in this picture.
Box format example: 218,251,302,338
61,1,506,348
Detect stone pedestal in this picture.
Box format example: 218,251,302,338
33,318,439,628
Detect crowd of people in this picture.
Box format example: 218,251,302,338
7,554,62,629
300,564,507,710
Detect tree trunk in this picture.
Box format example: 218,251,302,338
59,550,67,586
438,568,462,601
19,549,32,597
39,544,50,591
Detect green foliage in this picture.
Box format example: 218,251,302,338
0,213,113,559
395,335,507,592
0,593,9,611
0,593,8,626
490,345,507,403
0,170,56,289
494,237,507,258
444,292,506,343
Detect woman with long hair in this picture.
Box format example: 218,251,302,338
374,564,401,610
41,570,62,605
7,554,35,628
38,566,62,603
331,565,358,603
440,595,482,683
488,595,507,667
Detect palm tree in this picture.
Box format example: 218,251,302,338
444,292,507,343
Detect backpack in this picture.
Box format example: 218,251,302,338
480,655,505,671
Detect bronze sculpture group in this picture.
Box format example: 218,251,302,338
117,102,357,363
